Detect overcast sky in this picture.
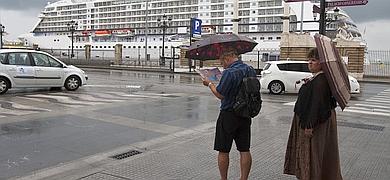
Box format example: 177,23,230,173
0,0,389,50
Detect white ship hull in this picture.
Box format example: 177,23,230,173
20,32,281,61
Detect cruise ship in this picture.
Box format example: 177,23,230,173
19,0,364,61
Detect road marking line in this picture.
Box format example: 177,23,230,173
51,92,124,102
135,92,178,97
283,101,296,106
111,91,176,99
8,102,50,112
16,97,86,108
88,92,133,100
119,94,151,98
108,91,147,98
343,109,390,117
354,103,390,110
371,95,390,99
368,97,390,102
25,94,106,105
377,95,390,99
0,107,41,116
378,92,390,95
365,99,390,103
126,85,142,89
347,106,390,113
84,84,119,88
361,100,390,104
109,92,169,99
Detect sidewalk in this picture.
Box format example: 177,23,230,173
15,98,390,180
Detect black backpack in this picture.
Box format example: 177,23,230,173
232,69,262,118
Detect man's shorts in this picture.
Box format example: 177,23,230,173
214,110,251,153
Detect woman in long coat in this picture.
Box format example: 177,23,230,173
284,48,343,180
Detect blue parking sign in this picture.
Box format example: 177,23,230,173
191,18,202,38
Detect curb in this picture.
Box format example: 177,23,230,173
359,76,390,84
79,65,173,73
79,65,198,75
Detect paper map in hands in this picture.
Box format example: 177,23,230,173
196,68,222,81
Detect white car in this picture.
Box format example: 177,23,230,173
0,49,88,94
260,61,360,94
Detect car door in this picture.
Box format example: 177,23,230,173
5,52,35,87
31,52,64,86
294,63,313,91
283,63,312,92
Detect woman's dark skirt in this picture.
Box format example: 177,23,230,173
284,110,343,180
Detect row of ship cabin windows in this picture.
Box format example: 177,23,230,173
57,35,280,44
253,36,281,40
68,46,171,49
61,35,280,49
66,36,280,49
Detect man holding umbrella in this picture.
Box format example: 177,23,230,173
187,33,258,180
202,48,256,180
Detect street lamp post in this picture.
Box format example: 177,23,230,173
67,20,78,58
0,24,5,49
319,0,327,35
157,14,172,66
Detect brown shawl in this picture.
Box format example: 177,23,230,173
294,73,336,129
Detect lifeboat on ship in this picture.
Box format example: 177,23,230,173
80,30,91,37
94,30,111,37
112,29,134,37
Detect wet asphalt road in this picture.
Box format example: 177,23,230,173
0,68,389,179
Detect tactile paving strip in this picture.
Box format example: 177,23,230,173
80,172,127,180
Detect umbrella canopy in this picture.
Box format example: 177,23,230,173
185,34,258,60
314,34,351,110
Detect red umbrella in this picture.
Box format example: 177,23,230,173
185,34,258,60
314,34,351,110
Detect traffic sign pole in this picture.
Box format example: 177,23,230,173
319,0,326,35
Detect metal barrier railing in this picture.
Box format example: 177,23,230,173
112,58,178,70
58,57,179,72
364,50,390,77
43,48,177,71
44,48,390,77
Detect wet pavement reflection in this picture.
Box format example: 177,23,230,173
1,121,46,137
87,69,203,86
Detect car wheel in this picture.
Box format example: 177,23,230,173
269,81,284,95
0,77,10,95
64,76,81,91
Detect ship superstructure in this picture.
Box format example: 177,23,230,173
18,0,363,60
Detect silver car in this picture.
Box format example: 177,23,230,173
0,49,88,94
